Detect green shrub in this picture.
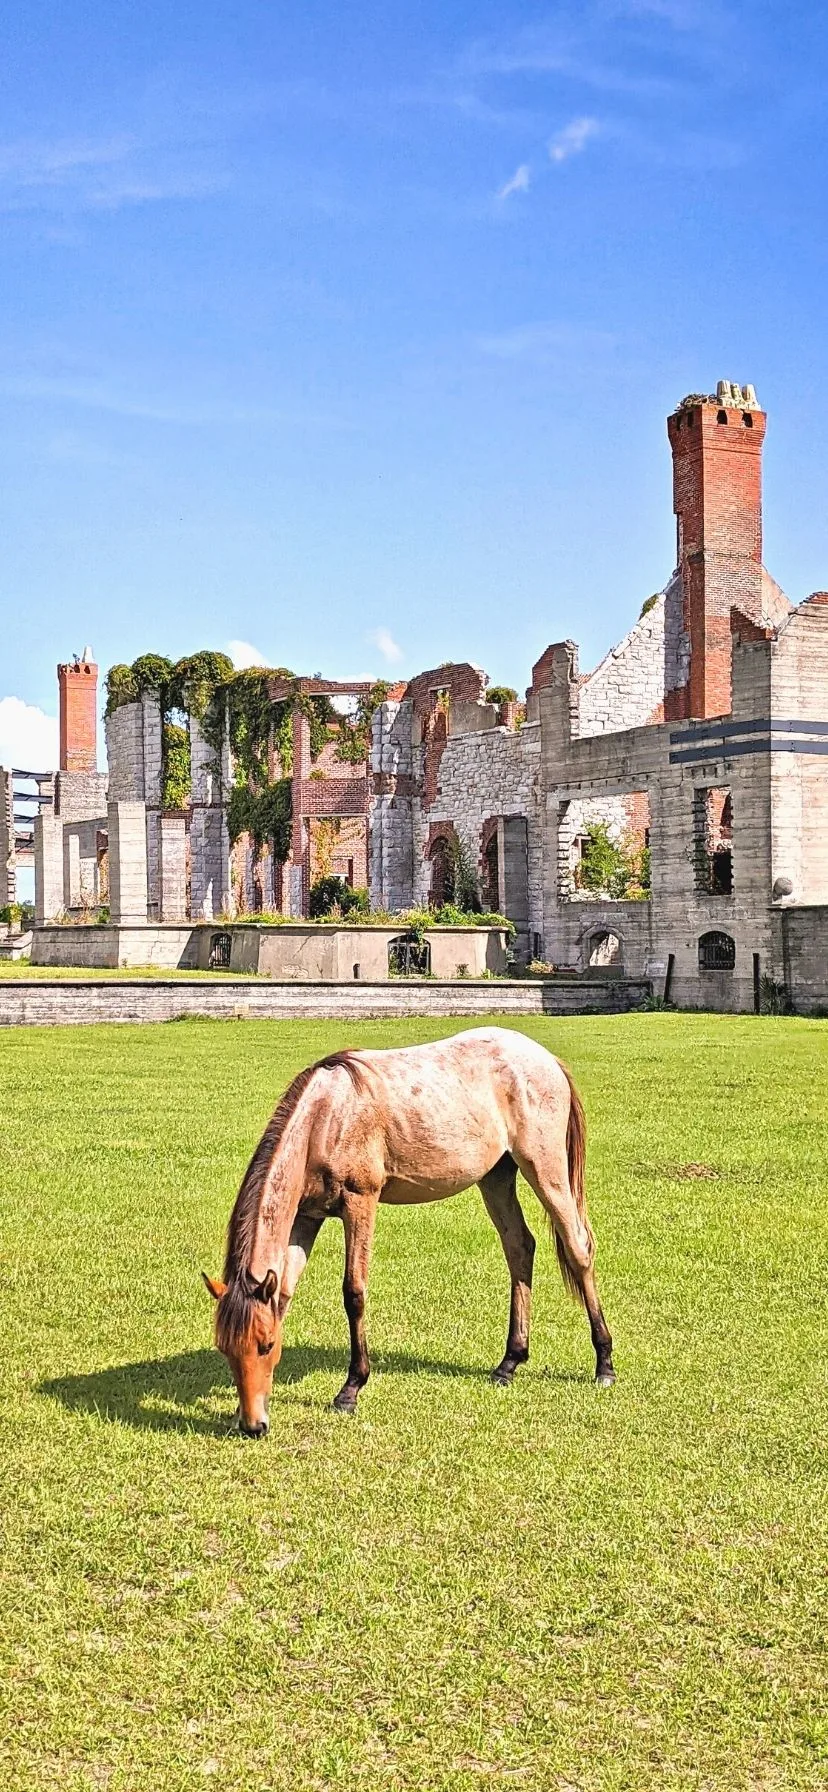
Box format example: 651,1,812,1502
576,823,650,901
309,877,369,919
0,902,33,928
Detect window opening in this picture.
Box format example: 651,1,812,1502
209,931,232,970
691,787,732,895
699,931,735,971
588,930,623,968
428,835,455,907
388,933,431,977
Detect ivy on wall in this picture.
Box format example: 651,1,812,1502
161,723,191,811
104,654,391,867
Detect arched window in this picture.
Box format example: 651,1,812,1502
209,931,233,970
588,929,623,968
699,931,735,971
388,933,431,977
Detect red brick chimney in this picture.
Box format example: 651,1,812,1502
58,649,98,772
667,381,766,719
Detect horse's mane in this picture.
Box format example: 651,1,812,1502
217,1051,364,1350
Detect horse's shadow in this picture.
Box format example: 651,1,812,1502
39,1343,588,1436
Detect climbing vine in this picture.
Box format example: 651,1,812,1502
227,778,292,855
103,653,387,866
161,723,191,810
333,681,390,764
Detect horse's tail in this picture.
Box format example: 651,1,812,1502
555,1064,595,1302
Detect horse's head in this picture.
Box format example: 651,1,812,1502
203,1270,281,1438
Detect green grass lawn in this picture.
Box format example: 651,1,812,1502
1,1014,826,1792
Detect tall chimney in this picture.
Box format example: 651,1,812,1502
58,652,98,772
666,382,766,719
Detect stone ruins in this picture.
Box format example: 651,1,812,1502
3,380,827,1012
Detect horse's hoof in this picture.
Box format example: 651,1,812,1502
595,1369,616,1389
491,1368,514,1388
332,1392,357,1415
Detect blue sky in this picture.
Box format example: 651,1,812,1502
2,0,828,767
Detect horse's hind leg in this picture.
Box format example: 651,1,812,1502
333,1191,379,1414
479,1156,536,1386
517,1147,615,1388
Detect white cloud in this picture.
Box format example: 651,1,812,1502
496,162,531,201
226,639,268,669
549,116,600,163
367,627,404,665
0,696,59,772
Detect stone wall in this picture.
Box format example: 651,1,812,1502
0,976,651,1027
776,906,828,1013
764,596,828,907
54,770,107,823
579,597,668,734
537,636,791,1011
418,719,543,949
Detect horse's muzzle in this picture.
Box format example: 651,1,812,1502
239,1417,269,1439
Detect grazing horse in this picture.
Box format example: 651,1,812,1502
203,1026,615,1436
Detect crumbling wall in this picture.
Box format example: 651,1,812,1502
416,720,543,939
579,596,669,735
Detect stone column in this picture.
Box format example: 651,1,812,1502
289,708,312,916
34,815,65,922
108,801,148,925
159,816,187,921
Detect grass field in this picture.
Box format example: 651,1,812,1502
1,1014,826,1792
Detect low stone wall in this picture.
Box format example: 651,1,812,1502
0,977,651,1027
30,922,509,979
32,924,201,970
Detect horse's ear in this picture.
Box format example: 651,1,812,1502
202,1273,228,1301
256,1268,278,1304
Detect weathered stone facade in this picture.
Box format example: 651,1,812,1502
15,380,828,1013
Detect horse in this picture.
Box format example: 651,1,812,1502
203,1026,615,1437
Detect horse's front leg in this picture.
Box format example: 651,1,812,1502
333,1191,379,1414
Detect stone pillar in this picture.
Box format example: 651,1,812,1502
34,815,65,922
108,801,148,925
190,715,232,919
0,770,14,907
141,694,163,919
290,708,312,915
159,816,187,921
